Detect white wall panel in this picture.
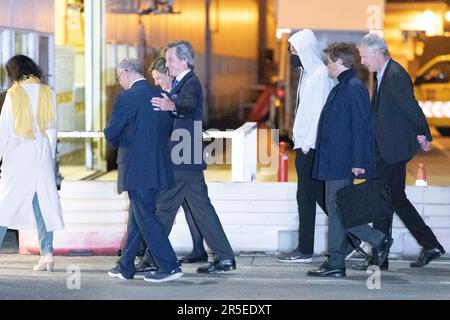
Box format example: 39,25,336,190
19,180,450,257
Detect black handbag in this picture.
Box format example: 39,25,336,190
336,179,394,229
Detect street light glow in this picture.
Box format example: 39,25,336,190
445,11,450,22
276,28,291,40
421,10,439,36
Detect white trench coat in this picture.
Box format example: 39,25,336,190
0,84,64,231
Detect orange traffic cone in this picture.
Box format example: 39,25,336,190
415,163,427,186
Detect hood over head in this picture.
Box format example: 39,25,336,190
288,29,324,72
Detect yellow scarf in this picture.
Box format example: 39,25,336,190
7,76,56,140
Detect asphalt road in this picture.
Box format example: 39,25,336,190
1,252,450,300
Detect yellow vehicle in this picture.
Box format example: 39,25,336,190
414,55,450,136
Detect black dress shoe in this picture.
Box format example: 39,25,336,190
197,259,236,274
178,252,208,264
351,259,389,271
307,262,346,277
410,245,445,268
373,236,393,267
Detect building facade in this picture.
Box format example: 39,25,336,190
0,0,275,174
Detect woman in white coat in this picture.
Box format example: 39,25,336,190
0,55,64,271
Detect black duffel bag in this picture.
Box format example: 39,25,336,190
336,179,394,229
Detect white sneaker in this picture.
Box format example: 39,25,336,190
276,251,313,263
108,266,129,280
143,268,183,283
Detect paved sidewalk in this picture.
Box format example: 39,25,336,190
1,252,449,300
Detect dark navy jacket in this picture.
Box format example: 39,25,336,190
104,80,174,194
312,69,375,181
169,71,207,171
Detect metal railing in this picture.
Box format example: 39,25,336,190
57,122,258,182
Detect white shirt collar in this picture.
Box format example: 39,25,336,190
175,69,191,82
129,78,146,89
377,59,390,84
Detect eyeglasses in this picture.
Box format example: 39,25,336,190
116,69,128,82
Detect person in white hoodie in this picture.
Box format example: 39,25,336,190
276,29,334,263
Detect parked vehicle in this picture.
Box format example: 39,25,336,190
414,54,450,136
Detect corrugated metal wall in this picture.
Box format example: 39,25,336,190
104,0,261,122
0,0,54,33
0,0,268,122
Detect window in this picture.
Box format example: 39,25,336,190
0,30,4,90
0,29,10,91
116,44,128,64
14,31,29,55
39,35,50,84
128,45,138,59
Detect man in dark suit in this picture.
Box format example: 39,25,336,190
307,43,392,278
152,40,236,274
353,34,445,270
104,58,183,283
135,58,208,276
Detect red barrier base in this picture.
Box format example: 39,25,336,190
19,230,126,256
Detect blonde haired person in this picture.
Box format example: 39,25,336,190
0,55,64,271
149,56,173,92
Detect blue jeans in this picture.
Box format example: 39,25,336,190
0,193,53,255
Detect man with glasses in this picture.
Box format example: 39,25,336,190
105,58,183,283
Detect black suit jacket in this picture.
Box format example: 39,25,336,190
104,80,174,194
373,59,432,164
170,71,206,171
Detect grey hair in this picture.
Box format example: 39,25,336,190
165,40,195,70
118,58,144,75
357,33,390,57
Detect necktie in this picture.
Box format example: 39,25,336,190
371,73,378,107
171,79,179,92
